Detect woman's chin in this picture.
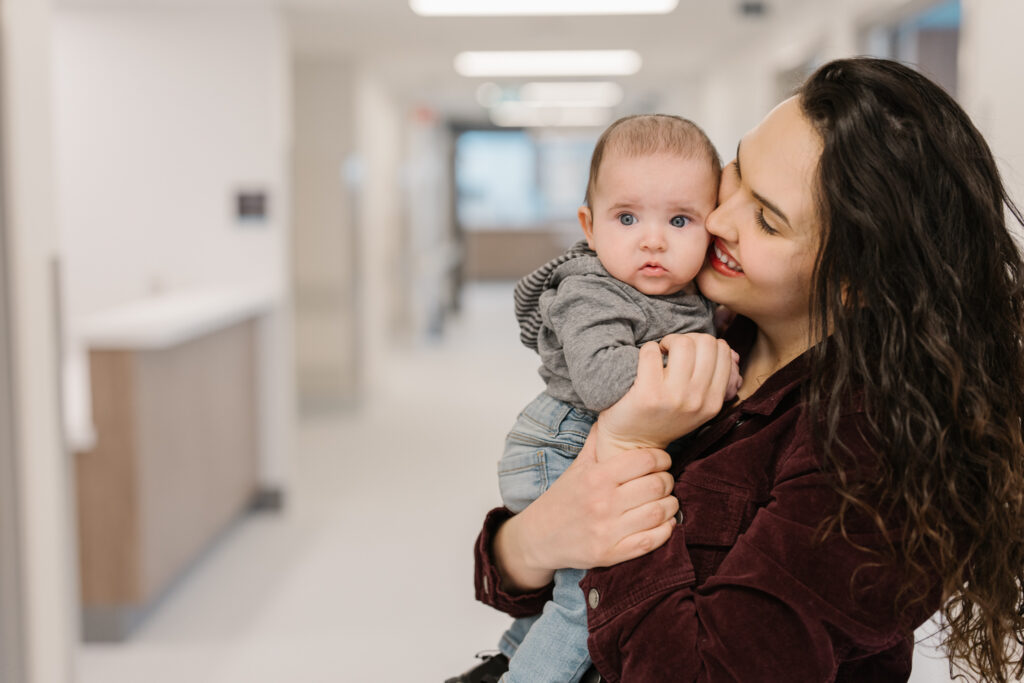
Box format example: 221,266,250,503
696,267,735,306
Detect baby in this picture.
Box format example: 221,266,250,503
493,114,740,683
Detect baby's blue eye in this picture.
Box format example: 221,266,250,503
618,213,636,226
670,215,689,228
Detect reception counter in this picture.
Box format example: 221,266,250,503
74,289,276,641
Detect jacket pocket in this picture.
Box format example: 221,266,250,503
675,473,750,545
675,474,752,584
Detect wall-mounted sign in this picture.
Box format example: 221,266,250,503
236,190,268,224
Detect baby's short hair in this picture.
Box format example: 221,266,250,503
585,114,721,207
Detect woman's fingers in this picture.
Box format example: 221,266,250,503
659,334,697,391
614,470,675,511
504,431,679,574
612,520,676,563
661,334,736,413
662,333,714,391
598,333,737,452
602,444,672,484
618,494,679,533
612,497,680,561
634,340,667,388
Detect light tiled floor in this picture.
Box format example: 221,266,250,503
76,282,956,683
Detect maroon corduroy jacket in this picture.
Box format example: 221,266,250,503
474,317,938,682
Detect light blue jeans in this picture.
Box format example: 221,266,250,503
496,392,596,683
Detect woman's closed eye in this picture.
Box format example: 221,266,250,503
755,208,778,235
618,212,637,226
670,215,690,228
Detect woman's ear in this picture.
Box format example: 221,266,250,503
578,206,596,248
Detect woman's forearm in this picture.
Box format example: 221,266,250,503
492,508,556,593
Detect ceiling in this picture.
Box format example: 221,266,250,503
54,0,931,123
284,0,820,121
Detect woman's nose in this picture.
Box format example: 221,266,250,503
707,159,740,240
705,204,725,238
706,195,738,242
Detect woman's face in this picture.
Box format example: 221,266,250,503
696,97,823,341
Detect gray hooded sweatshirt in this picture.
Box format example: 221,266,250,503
514,241,715,413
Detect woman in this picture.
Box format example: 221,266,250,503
466,58,1024,682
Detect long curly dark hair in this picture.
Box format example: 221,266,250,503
800,58,1024,681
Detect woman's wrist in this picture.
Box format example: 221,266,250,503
593,420,661,462
493,508,556,593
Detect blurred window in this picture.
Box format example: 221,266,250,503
455,129,595,231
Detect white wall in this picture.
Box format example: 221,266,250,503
53,5,294,491
697,61,777,164
694,0,945,162
1,0,78,680
959,0,1024,212
291,58,361,412
353,68,406,384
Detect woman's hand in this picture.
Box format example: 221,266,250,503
493,434,678,592
596,333,737,458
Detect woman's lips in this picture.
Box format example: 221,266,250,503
709,240,744,276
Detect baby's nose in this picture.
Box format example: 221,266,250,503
641,225,666,249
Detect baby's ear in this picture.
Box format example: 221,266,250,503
578,206,595,248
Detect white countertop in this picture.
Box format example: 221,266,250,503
66,287,279,452
81,287,277,350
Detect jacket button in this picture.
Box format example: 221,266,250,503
588,588,600,609
675,509,685,525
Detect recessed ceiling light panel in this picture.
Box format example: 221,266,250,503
454,50,642,77
411,0,677,16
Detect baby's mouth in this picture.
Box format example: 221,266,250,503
641,262,666,273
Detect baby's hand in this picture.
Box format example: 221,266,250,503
725,348,742,401
713,305,737,335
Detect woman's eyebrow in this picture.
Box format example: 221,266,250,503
735,140,792,228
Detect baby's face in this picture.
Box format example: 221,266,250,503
580,151,717,296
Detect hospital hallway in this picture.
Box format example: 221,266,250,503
75,282,541,682
72,281,957,683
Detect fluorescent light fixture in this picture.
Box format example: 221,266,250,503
490,102,612,128
519,81,624,107
411,0,677,16
455,50,641,77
